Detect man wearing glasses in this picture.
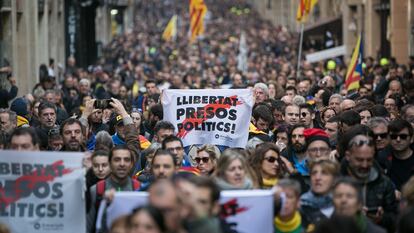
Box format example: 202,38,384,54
379,119,414,191
162,135,191,167
299,104,318,129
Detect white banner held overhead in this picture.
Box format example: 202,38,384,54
306,45,347,63
0,151,85,233
162,89,253,148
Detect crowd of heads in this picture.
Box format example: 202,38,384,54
1,0,414,233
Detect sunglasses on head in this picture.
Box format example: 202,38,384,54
347,137,374,149
374,133,388,140
194,157,210,163
390,134,410,140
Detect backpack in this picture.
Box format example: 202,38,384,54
95,179,141,210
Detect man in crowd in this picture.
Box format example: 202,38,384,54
60,118,85,152
378,119,414,191
340,127,397,232
253,83,269,104
283,104,300,126
9,127,40,151
152,120,175,144
162,135,191,167
0,108,17,135
87,145,140,232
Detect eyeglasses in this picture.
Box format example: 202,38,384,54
307,147,330,154
194,157,210,164
301,112,309,118
264,157,278,163
374,133,388,140
390,134,410,140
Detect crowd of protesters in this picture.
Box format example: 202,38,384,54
1,0,414,232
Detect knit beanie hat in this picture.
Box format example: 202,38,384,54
10,97,29,117
303,128,330,148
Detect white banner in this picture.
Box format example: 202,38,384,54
162,89,253,148
305,45,347,63
103,190,273,233
0,151,85,233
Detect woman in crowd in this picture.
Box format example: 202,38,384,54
319,107,337,127
332,177,386,233
274,124,289,152
127,206,166,233
250,142,293,189
214,148,254,190
300,159,339,224
85,150,111,211
355,105,373,125
193,144,219,176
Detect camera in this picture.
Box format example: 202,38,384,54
94,99,113,109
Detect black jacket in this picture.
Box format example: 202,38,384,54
0,85,18,108
340,159,397,233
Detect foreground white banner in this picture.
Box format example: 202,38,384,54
103,190,274,233
162,89,253,148
0,151,85,233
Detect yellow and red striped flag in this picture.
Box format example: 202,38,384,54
345,35,363,91
162,15,178,41
296,0,318,23
189,0,207,42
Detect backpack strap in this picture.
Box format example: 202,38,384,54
132,179,141,190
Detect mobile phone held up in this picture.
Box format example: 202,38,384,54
94,99,113,109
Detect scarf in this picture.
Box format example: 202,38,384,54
215,177,253,190
262,177,278,189
300,191,333,209
274,211,302,233
17,115,29,127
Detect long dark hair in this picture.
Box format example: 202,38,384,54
128,205,166,232
250,142,288,187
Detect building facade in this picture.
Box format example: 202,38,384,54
248,0,414,65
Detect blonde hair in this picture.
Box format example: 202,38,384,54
309,159,340,177
197,144,220,161
216,149,248,179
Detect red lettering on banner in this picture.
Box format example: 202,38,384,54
0,160,72,207
176,95,242,138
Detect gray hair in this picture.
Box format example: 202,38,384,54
79,78,90,87
292,95,306,106
253,83,269,96
0,108,17,125
367,117,389,129
95,131,113,150
329,94,343,103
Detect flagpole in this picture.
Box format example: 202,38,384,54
296,23,304,78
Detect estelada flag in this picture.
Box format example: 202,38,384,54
162,15,177,41
189,0,207,42
345,35,363,91
296,0,318,23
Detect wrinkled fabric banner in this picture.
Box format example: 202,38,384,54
162,89,253,148
0,151,85,233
